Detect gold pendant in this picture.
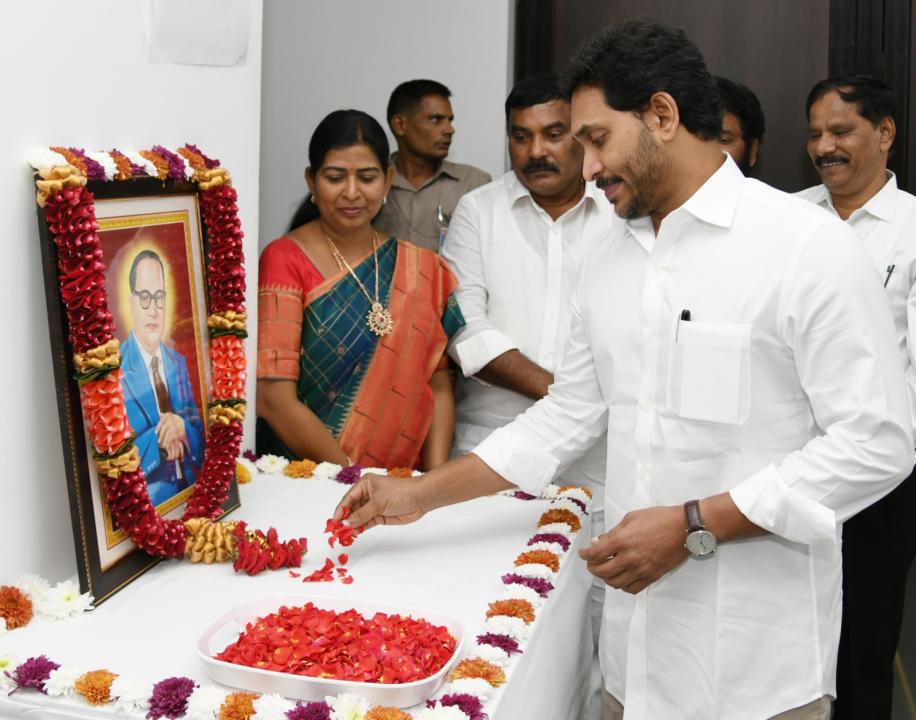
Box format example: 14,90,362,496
366,302,394,336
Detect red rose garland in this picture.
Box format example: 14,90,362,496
36,145,301,573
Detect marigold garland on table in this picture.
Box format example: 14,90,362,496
31,145,306,578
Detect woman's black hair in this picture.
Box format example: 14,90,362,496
287,109,390,231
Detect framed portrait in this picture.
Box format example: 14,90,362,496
37,175,241,605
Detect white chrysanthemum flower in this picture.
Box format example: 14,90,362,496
38,579,93,620
0,617,6,638
513,563,556,581
45,665,85,698
360,467,387,477
483,615,530,642
180,154,196,180
470,643,510,667
536,521,574,535
0,654,20,692
255,453,289,475
185,685,228,719
551,497,587,518
252,693,295,719
313,461,342,482
86,151,117,181
557,486,590,506
414,706,469,720
503,583,542,607
526,540,566,556
109,676,153,713
15,574,51,605
447,676,496,699
236,456,257,476
122,150,158,178
327,692,369,720
542,484,561,500
27,148,69,170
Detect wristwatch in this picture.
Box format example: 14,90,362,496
684,499,717,557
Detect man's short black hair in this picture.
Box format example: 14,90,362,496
806,74,895,126
560,18,722,141
715,76,765,144
129,249,164,293
386,79,452,126
505,74,565,127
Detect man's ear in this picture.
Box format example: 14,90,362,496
645,91,680,142
390,113,407,138
748,139,760,169
879,116,896,153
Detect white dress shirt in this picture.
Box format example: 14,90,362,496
473,157,914,719
797,172,916,436
443,171,618,516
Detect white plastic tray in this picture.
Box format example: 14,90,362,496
197,594,464,708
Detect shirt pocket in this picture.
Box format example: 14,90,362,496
667,319,752,425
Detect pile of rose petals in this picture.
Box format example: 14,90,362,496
215,603,457,683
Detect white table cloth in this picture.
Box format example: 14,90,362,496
0,472,593,719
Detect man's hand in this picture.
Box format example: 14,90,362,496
334,473,427,530
579,505,689,594
163,439,185,461
156,412,186,448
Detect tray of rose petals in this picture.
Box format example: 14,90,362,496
197,594,464,707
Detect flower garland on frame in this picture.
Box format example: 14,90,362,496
30,145,305,577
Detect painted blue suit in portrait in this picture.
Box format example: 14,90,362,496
121,332,205,506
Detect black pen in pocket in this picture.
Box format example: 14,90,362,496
884,264,896,288
676,309,691,340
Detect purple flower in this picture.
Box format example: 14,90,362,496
501,572,554,597
69,148,106,180
287,701,331,720
242,449,257,462
528,533,571,552
476,632,521,656
184,143,220,168
565,497,589,514
151,146,187,181
6,655,60,694
146,676,196,719
440,693,488,720
336,464,362,485
512,490,537,500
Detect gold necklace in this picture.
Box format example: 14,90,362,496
321,225,394,337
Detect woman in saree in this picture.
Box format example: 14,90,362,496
256,109,464,470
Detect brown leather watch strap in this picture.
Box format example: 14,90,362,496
684,499,705,533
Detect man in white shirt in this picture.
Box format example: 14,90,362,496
337,20,914,720
442,73,617,719
797,74,916,720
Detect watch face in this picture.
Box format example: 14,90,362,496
686,530,717,556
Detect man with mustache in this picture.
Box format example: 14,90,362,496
797,74,916,720
337,20,913,719
375,79,491,251
442,73,617,718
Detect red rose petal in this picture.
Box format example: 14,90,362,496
338,553,348,565
340,576,354,585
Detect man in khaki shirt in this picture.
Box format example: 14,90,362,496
376,79,490,251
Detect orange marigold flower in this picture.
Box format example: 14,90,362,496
74,669,118,705
387,467,413,478
50,146,88,176
284,459,317,478
515,549,560,572
109,150,133,181
487,598,536,624
139,150,169,180
0,585,33,630
366,707,413,720
449,657,506,687
236,462,252,484
219,691,258,720
537,508,581,532
559,484,592,499
177,146,209,174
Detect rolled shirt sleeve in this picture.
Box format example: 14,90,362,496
473,290,608,495
443,193,519,377
730,219,915,545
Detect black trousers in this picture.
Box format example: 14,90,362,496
834,465,916,720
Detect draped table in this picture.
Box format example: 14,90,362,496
0,471,593,719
